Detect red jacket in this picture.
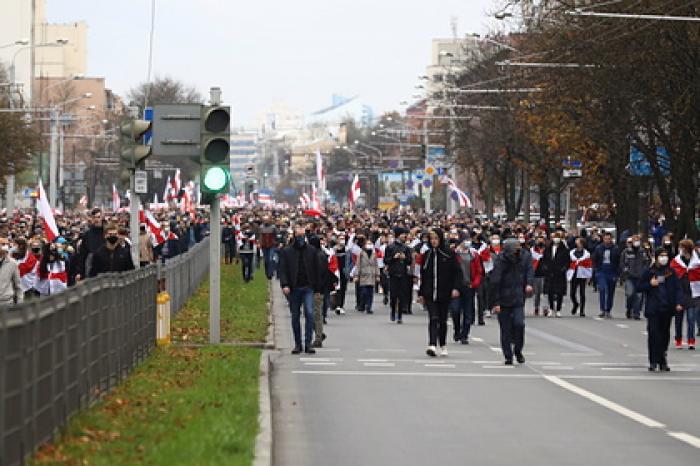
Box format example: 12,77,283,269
456,250,484,289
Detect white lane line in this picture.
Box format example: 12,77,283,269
601,367,642,372
292,370,700,381
472,360,503,364
616,324,629,329
542,366,574,370
561,352,602,357
366,349,407,353
668,432,700,449
483,365,514,369
528,361,561,366
585,362,642,366
544,375,665,428
358,359,388,363
490,347,502,352
425,363,456,368
304,362,337,366
316,348,341,352
594,317,604,321
449,350,473,354
364,362,396,367
471,337,484,342
301,357,329,361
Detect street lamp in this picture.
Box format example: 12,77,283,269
40,73,85,102
10,39,70,83
0,39,30,49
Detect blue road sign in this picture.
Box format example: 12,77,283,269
144,107,153,145
629,146,670,177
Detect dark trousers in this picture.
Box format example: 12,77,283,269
380,268,389,302
548,293,563,312
476,276,488,322
262,247,276,279
570,278,587,314
289,287,314,348
451,286,475,341
596,273,616,313
389,275,409,319
241,253,254,281
647,312,673,367
497,306,525,361
358,285,374,312
225,242,236,263
425,297,450,346
334,276,347,309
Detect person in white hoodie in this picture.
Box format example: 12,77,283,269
0,236,22,306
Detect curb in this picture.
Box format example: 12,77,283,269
253,280,275,466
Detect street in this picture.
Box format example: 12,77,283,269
271,285,700,466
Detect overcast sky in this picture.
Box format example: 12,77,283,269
47,0,498,127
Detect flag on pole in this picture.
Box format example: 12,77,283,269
316,149,325,193
163,176,172,202
112,184,121,212
299,194,310,208
37,179,59,241
349,174,361,207
446,178,472,208
79,195,88,208
311,183,321,211
173,169,182,193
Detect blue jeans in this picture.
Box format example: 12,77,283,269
450,286,475,340
596,273,616,314
497,306,525,361
625,277,643,317
675,307,698,342
241,253,254,281
358,285,374,312
289,287,314,348
262,248,276,280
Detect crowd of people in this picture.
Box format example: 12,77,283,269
2,204,699,372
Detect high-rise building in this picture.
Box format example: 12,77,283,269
230,132,259,192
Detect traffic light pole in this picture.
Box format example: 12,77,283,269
130,170,140,269
209,195,221,344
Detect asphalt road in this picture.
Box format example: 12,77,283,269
270,283,700,466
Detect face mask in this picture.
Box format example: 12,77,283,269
657,256,669,266
492,239,500,246
32,247,41,254
364,245,373,251
664,241,671,246
633,241,641,248
0,245,8,253
464,241,472,248
553,237,562,244
106,236,119,245
518,238,526,244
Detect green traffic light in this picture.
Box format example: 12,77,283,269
203,166,229,192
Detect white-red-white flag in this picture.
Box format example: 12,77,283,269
349,174,361,207
311,183,321,211
112,184,120,212
79,195,88,208
37,179,59,241
316,149,325,193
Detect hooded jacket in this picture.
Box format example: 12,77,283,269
489,239,534,308
418,230,463,302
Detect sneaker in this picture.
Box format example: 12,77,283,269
555,311,562,318
534,308,540,316
390,313,396,322
304,347,316,355
440,347,448,357
426,346,437,357
397,319,403,324
485,310,492,318
598,313,606,318
675,338,683,349
291,347,302,355
338,308,345,315
311,341,322,348
516,353,525,364
504,359,513,365
460,338,469,345
689,339,696,350
478,320,486,326
366,310,374,314
605,312,612,319
580,312,586,318
571,307,578,316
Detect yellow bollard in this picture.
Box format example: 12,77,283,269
156,291,171,346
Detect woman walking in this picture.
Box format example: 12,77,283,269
567,238,592,317
638,249,683,371
353,237,379,314
418,229,462,357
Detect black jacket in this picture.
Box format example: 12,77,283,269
637,266,682,317
419,246,462,302
542,243,570,296
278,242,324,292
76,226,105,277
90,244,135,277
489,249,534,308
384,241,412,277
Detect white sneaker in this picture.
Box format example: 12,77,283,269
426,346,437,357
485,310,492,318
440,347,448,357
555,311,562,318
338,308,345,315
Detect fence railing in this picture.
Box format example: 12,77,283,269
0,237,211,466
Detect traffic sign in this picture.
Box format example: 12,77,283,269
563,169,582,178
134,170,148,194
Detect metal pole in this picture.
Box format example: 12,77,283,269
49,109,58,208
130,170,140,269
6,175,15,213
424,119,431,212
209,196,221,344
58,123,65,208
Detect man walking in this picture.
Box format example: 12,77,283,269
259,216,279,280
490,238,534,365
278,224,323,355
592,232,621,318
621,235,651,319
384,227,412,324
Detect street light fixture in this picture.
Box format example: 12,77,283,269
0,39,30,49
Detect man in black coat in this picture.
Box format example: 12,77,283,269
490,238,534,365
541,230,570,317
384,227,413,324
278,223,324,355
90,224,135,277
418,228,462,357
75,208,105,280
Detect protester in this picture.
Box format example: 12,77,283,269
592,232,621,318
353,235,379,314
452,235,484,344
0,236,22,306
621,235,651,320
90,223,135,277
541,230,569,318
384,227,412,324
567,237,592,317
670,239,700,350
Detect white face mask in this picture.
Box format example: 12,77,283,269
553,237,561,244
491,239,500,246
518,238,526,244
657,256,669,266
633,241,641,248
464,241,472,248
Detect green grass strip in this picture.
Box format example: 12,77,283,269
172,261,270,344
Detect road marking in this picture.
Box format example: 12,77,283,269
667,432,700,449
304,362,337,366
316,348,341,352
292,370,700,381
366,349,407,353
449,350,473,354
527,327,601,354
528,361,561,365
594,317,604,321
483,365,514,369
542,366,574,370
471,337,484,342
490,347,502,352
364,362,396,367
472,360,503,364
358,359,388,363
561,352,601,357
425,363,456,368
543,375,665,428
601,367,642,372
616,324,629,329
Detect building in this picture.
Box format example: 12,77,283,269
230,131,258,193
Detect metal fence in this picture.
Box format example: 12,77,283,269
0,237,211,466
164,236,210,316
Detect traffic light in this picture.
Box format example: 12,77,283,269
120,118,152,170
200,105,231,195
